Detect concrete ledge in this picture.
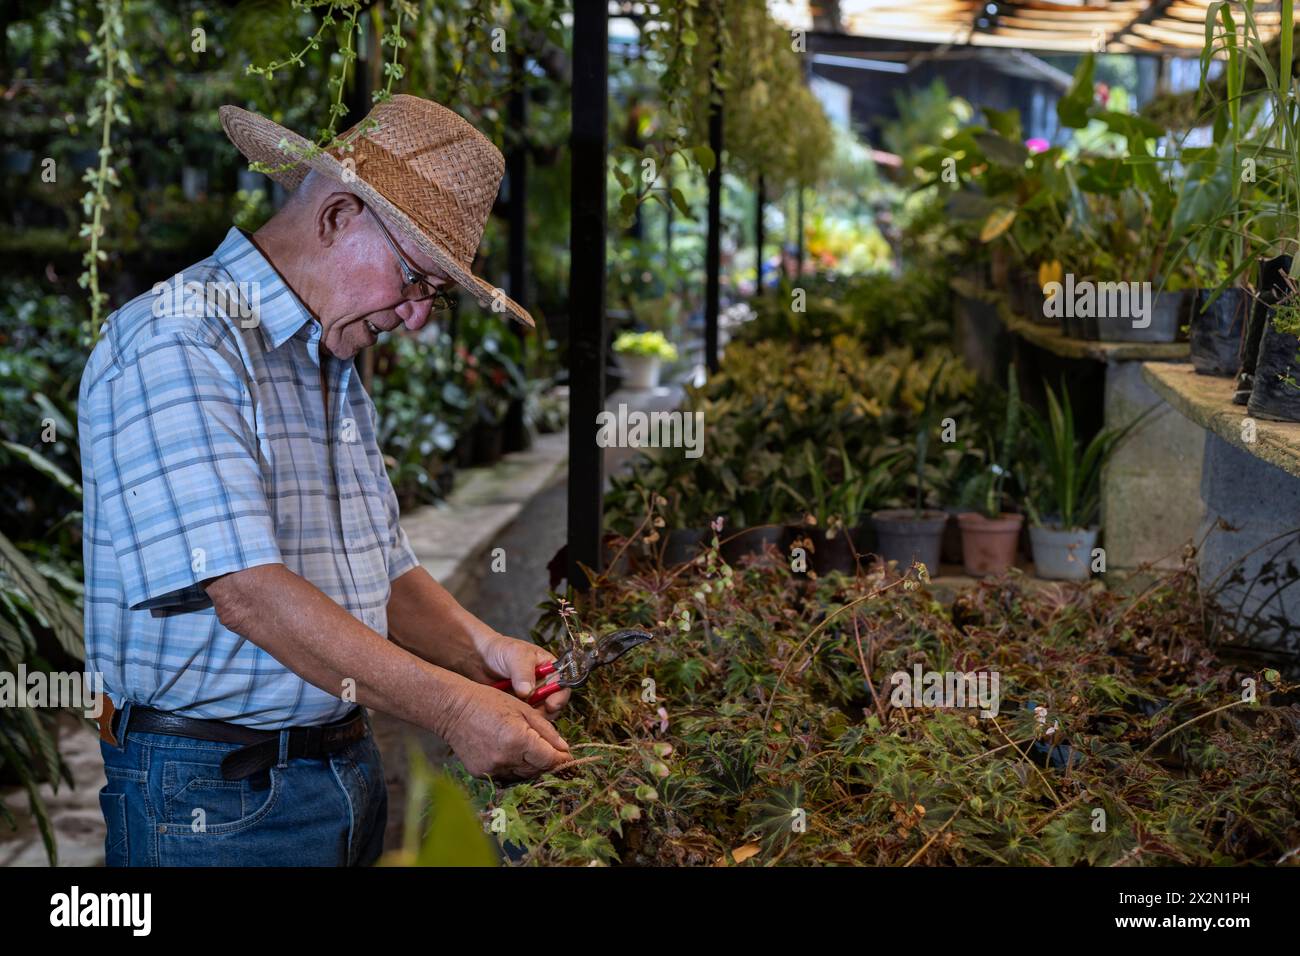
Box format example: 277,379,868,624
951,278,1190,363
1143,362,1300,479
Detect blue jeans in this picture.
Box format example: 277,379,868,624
98,702,388,866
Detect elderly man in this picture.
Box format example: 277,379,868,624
79,96,569,867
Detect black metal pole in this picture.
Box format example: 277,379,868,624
508,50,527,309
664,165,673,289
567,0,608,590
705,79,723,375
755,174,765,292
795,185,804,281
502,49,530,453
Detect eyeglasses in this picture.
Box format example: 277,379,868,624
365,205,456,314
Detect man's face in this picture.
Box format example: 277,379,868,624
314,195,456,360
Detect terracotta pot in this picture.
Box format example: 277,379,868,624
957,512,1024,577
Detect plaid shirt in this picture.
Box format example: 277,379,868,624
78,227,420,729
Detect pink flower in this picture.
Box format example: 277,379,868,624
710,516,725,534
657,706,669,734
1025,137,1050,154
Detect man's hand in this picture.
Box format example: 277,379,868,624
476,632,573,717
441,680,571,779
387,568,571,717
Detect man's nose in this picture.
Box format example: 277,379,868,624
396,297,433,332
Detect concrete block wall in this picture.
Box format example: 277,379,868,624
1101,360,1205,569
1196,435,1300,655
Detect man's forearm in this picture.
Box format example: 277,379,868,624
386,565,495,677
204,563,472,736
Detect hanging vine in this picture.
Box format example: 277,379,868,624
244,0,415,180
613,0,716,226
613,0,831,225
78,0,133,346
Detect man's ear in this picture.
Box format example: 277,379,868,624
315,191,366,248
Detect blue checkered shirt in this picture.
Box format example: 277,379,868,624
79,227,421,729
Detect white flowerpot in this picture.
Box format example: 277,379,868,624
617,353,662,390
1029,525,1099,581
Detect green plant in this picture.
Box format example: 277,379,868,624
1023,381,1145,531
779,439,903,535
959,366,1022,519
0,490,86,866
463,527,1300,866
613,330,678,361
911,358,949,516
79,0,133,343
371,331,471,506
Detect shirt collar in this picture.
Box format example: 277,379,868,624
213,227,317,351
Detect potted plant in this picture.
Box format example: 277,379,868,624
873,361,950,576
782,440,901,576
613,330,678,390
721,458,795,564
957,368,1024,577
1023,381,1142,581
1247,271,1300,422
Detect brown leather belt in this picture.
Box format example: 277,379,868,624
107,704,368,783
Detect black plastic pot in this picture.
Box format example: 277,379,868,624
472,422,504,465
1247,302,1300,422
661,527,709,566
720,525,786,564
454,435,474,469
1190,288,1249,377
789,525,857,576
940,508,964,566
1236,255,1292,405
1096,290,1185,343
1025,281,1051,326
1065,309,1099,340
1011,270,1035,318
503,397,533,453
872,509,947,575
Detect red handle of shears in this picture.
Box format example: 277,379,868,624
490,660,562,705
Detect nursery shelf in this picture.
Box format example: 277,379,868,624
1141,362,1300,480
950,278,1190,363
997,308,1189,363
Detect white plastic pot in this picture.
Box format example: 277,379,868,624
617,353,662,390
1030,525,1098,581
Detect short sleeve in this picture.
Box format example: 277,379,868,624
92,333,283,611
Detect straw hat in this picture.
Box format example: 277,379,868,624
219,94,533,328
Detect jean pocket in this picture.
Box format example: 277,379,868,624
161,759,280,836
98,790,129,867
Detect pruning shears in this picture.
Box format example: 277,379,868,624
490,628,653,706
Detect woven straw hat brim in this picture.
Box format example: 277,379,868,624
218,104,534,328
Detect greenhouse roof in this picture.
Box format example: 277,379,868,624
770,0,1281,56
